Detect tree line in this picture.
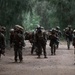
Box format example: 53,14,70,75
0,0,75,31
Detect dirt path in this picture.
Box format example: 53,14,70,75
0,41,75,75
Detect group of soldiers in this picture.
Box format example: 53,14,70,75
0,24,75,63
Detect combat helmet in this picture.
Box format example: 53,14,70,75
14,25,24,33
0,26,6,33
51,28,56,34
56,26,60,30
73,30,75,33
68,25,71,28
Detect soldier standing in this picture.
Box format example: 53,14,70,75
0,26,5,58
13,25,24,62
49,28,58,55
30,30,37,54
9,29,14,48
72,30,75,64
72,30,75,48
35,26,47,58
64,25,73,50
55,26,62,48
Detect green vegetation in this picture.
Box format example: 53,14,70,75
0,0,75,31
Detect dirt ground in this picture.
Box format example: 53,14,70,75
0,41,75,75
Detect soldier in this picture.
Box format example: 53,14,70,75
9,29,14,48
64,25,73,50
55,26,62,48
30,30,37,54
13,25,24,62
0,26,5,58
49,28,58,55
63,27,68,40
72,30,75,47
35,26,47,58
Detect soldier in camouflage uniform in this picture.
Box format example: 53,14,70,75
13,25,24,62
72,30,75,47
64,25,73,50
35,26,47,58
55,26,62,48
0,26,5,58
49,28,58,55
30,30,37,54
9,29,14,48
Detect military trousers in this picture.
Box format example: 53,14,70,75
14,46,23,62
50,44,56,55
37,44,47,57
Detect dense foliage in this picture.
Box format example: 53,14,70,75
0,0,75,31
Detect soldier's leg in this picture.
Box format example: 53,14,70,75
0,49,1,58
31,43,34,54
14,47,18,62
54,44,56,55
57,42,59,49
51,45,53,55
37,45,42,58
42,45,47,58
18,47,23,62
57,38,59,49
67,38,70,50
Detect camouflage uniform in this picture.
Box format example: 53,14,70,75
13,25,24,62
64,25,73,49
9,29,14,47
72,30,75,47
31,31,36,54
35,27,47,58
55,26,62,48
0,26,5,58
49,29,58,55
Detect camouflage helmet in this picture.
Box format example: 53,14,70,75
10,28,14,32
14,25,24,32
51,28,56,34
56,26,60,30
68,25,71,28
73,30,75,33
52,28,56,31
36,24,41,29
0,26,6,33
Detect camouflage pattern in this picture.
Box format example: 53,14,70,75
35,26,47,58
55,26,62,48
49,28,58,55
11,25,24,62
64,25,73,49
72,30,75,47
0,26,6,58
9,29,14,47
